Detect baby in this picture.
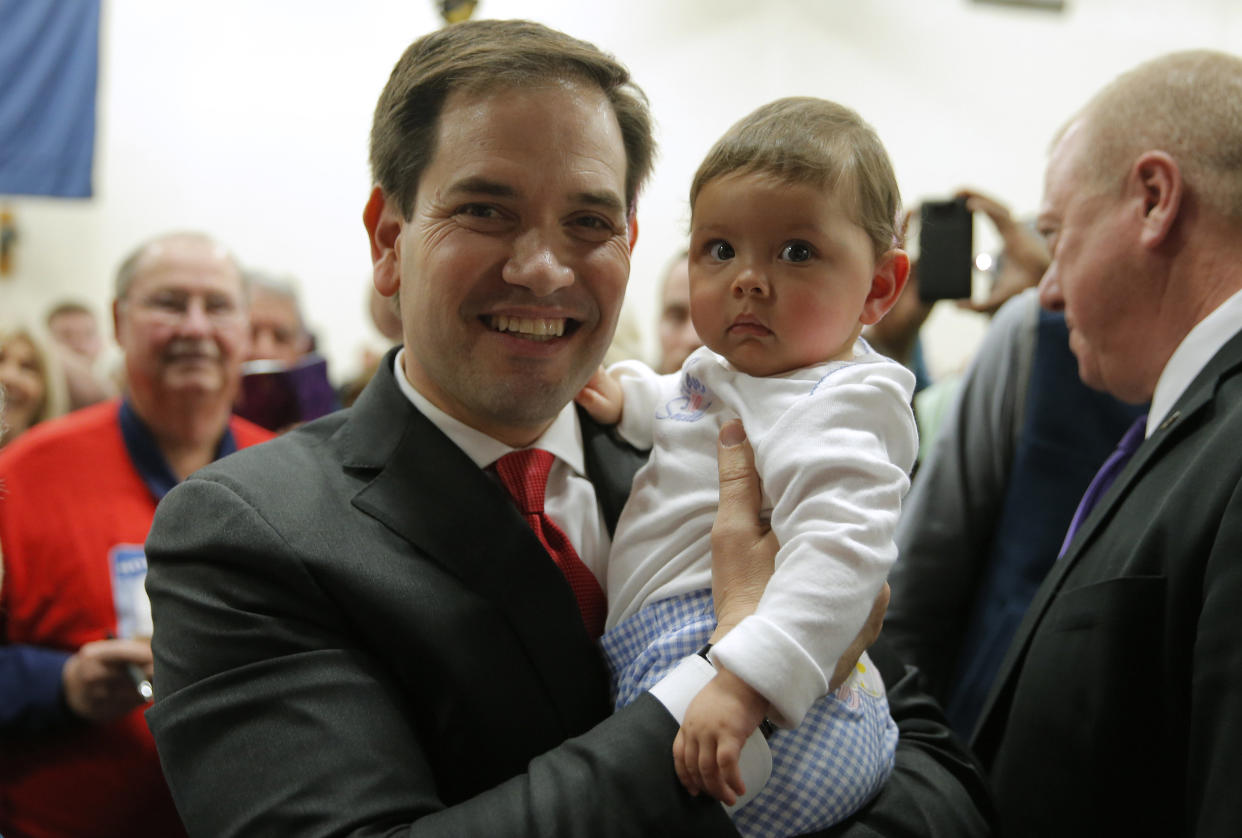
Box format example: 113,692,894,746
578,97,917,837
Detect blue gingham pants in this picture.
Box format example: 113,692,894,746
601,588,897,838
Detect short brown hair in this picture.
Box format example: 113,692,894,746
690,97,902,259
369,19,655,220
1068,50,1242,220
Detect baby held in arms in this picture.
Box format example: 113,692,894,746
578,97,917,837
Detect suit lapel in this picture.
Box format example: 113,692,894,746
975,328,1242,752
340,352,611,734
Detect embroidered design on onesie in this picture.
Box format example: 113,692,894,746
656,371,713,421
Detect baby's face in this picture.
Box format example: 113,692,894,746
687,171,880,377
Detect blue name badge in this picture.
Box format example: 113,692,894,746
108,544,152,639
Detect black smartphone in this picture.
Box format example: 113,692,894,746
918,197,973,303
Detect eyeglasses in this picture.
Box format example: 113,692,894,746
124,290,245,327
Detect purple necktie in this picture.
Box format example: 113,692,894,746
1059,413,1149,557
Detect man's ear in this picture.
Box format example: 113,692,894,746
363,186,404,297
860,249,911,325
627,208,639,252
1132,151,1183,249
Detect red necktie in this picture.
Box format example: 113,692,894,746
492,449,606,638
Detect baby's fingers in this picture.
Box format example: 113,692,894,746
717,739,746,803
573,386,606,415
673,729,701,796
572,366,622,424
699,739,738,806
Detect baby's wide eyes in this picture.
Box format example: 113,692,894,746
709,241,736,261
780,242,813,263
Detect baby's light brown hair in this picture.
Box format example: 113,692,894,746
690,97,902,260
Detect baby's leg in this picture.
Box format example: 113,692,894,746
599,589,716,710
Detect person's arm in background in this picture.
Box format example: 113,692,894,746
0,645,73,733
0,638,155,735
712,422,994,838
885,291,1037,701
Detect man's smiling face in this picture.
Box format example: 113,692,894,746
381,81,632,446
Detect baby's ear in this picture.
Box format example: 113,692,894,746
860,249,910,326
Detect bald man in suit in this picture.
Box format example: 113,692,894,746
973,50,1242,838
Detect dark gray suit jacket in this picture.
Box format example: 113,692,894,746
973,328,1242,837
146,350,990,837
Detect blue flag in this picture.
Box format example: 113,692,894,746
0,0,101,198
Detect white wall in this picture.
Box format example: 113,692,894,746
2,0,1240,382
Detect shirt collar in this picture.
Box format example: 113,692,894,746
119,398,238,501
391,348,586,475
1148,286,1242,437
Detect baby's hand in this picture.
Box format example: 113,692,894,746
573,365,624,425
673,666,770,806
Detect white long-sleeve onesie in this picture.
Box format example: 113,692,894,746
605,342,916,727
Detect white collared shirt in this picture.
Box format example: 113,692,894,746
391,349,611,586
1148,287,1242,437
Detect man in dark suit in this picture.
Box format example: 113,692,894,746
144,20,990,836
972,50,1242,837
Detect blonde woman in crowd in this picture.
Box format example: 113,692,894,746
0,319,69,447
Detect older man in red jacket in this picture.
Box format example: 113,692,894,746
0,231,272,838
